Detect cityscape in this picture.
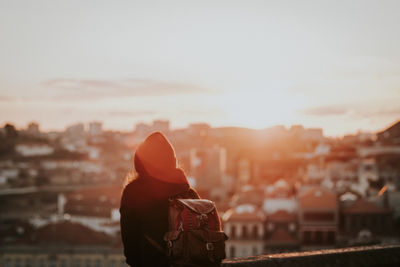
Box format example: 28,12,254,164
0,119,399,266
2,0,400,266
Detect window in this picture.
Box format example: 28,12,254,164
303,231,312,244
327,231,335,244
252,225,258,238
303,212,334,221
5,259,12,267
230,225,236,239
85,259,91,267
95,259,102,267
74,259,81,267
242,225,248,239
315,231,323,244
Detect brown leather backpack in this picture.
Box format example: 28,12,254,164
163,198,228,267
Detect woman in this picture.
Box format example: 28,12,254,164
120,132,199,267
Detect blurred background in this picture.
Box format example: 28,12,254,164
1,0,400,266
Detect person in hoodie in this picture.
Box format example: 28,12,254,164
120,131,200,267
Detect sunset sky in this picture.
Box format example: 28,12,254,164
1,0,399,136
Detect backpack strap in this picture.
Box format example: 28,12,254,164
144,234,166,255
169,188,199,201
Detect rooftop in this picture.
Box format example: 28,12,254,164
299,186,337,210
343,198,391,214
13,221,116,246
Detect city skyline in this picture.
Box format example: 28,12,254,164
1,0,400,136
2,118,398,139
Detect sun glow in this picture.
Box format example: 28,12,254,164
221,90,306,129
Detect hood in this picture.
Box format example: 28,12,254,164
134,131,188,184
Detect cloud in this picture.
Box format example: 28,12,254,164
356,108,400,118
40,78,211,100
301,105,400,120
0,95,16,102
301,106,349,116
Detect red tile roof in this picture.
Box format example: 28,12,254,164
15,221,115,246
222,205,266,222
299,186,337,209
343,199,391,214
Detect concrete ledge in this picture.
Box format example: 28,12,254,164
222,245,400,267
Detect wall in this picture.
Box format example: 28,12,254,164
222,245,400,267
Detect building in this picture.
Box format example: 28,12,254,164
263,179,298,215
65,123,85,138
26,122,40,136
187,123,210,138
342,198,392,239
298,186,338,249
134,120,170,141
264,210,299,253
189,146,227,194
152,120,170,133
63,186,122,235
0,221,125,267
89,122,103,136
15,143,54,157
223,204,266,258
377,120,400,144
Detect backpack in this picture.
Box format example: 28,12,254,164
163,197,228,267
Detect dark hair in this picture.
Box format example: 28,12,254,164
134,155,149,177
123,155,148,187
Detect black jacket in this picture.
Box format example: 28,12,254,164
120,175,199,267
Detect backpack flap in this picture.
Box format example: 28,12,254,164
176,199,216,214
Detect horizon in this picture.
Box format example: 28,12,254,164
1,1,400,137
2,118,398,138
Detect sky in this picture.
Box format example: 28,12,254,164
0,0,399,136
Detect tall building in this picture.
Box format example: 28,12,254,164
152,120,170,133
26,122,40,136
189,146,226,191
134,120,170,141
65,123,85,137
89,122,103,136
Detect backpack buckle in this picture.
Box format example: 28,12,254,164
206,242,214,251
167,241,173,248
198,214,209,228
